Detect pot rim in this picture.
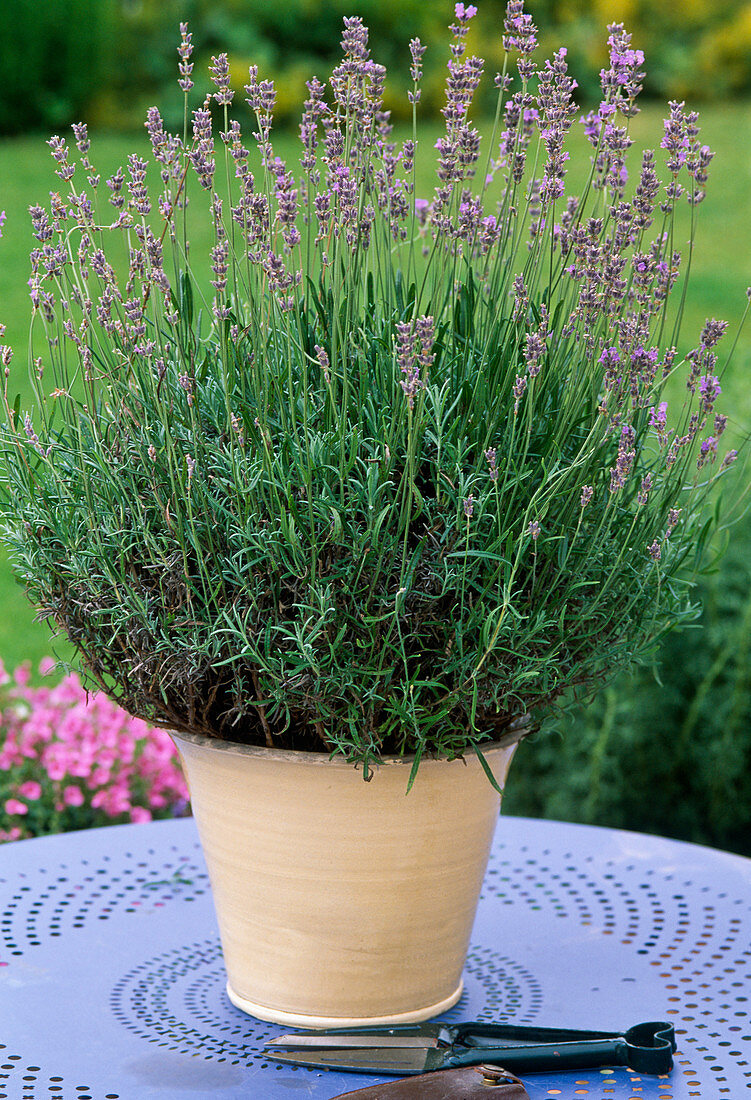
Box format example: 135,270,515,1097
168,727,521,769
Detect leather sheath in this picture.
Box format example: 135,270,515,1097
331,1064,529,1099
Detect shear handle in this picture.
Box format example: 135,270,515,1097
449,1021,674,1075
448,1038,630,1074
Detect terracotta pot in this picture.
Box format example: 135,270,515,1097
170,731,516,1028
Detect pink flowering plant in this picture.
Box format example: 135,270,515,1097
0,3,746,783
0,660,189,842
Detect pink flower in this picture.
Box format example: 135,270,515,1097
18,780,42,800
62,785,84,807
13,664,31,687
4,798,28,816
39,657,56,677
0,659,188,842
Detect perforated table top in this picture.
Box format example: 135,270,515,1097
1,815,750,1099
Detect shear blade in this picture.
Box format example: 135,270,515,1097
264,1047,437,1074
266,1032,441,1050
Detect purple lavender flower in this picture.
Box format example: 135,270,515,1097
106,167,125,210
188,101,215,191
512,274,529,319
47,136,75,183
23,413,40,449
414,198,430,228
71,122,90,159
209,53,234,106
609,424,635,492
330,164,358,242
632,149,660,231
415,315,435,373
537,49,578,204
524,330,545,376
263,250,295,298
697,436,718,468
687,142,713,190
484,448,499,481
649,401,669,446
463,493,475,520
494,93,538,186
245,65,276,116
599,346,621,392
300,78,327,173
449,4,478,62
29,205,52,242
178,23,194,93
647,539,661,561
210,238,229,294
396,317,434,405
637,474,653,505
409,38,427,103
127,154,151,216
314,344,331,386
503,0,538,80
661,101,690,175
698,374,721,414
527,519,541,540
275,168,299,248
512,374,527,413
179,373,195,407
580,485,594,508
600,24,644,115
686,318,728,393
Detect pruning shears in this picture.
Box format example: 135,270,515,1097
264,1019,676,1076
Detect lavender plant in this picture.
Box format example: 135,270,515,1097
0,4,745,781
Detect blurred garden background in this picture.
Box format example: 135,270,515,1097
0,0,750,849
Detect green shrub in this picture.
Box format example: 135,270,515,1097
0,0,115,135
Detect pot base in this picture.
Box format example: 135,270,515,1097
225,979,464,1029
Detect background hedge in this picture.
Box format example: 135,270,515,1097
3,0,751,135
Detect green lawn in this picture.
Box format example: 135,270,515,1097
0,103,749,675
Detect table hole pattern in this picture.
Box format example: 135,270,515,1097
445,944,544,1023
108,937,541,1065
0,843,208,957
483,841,751,1095
0,1051,113,1100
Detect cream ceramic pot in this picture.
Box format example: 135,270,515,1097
171,731,516,1028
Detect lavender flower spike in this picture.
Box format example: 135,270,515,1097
396,316,433,409
178,23,194,93
409,38,427,102
647,540,661,561
209,53,234,106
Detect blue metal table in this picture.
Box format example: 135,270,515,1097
1,815,750,1099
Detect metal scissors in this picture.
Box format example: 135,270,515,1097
264,1019,676,1076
